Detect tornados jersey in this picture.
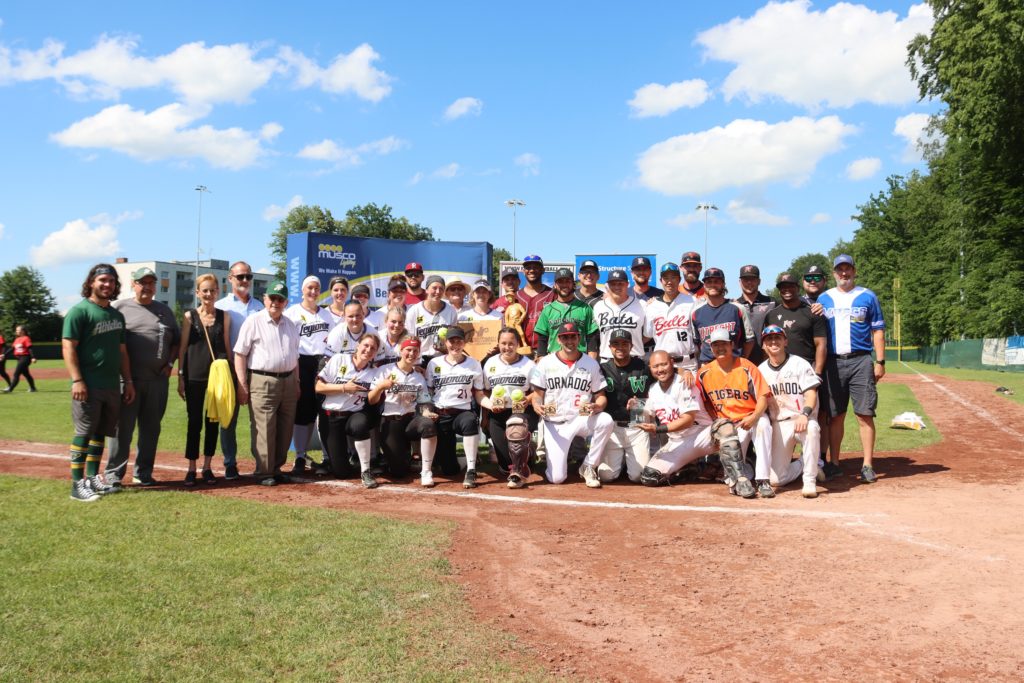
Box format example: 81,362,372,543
371,362,431,416
284,304,334,356
325,322,378,357
646,375,712,440
758,354,820,421
405,301,458,357
592,295,646,360
426,355,484,410
318,353,379,412
483,355,535,397
530,353,604,423
644,293,699,364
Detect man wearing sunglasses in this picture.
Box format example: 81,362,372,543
801,265,828,314
215,261,264,480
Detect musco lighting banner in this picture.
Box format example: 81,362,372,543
287,232,492,307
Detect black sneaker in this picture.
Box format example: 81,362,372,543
224,465,240,480
202,469,217,485
132,475,158,487
184,471,197,487
361,471,379,489
291,458,307,475
823,461,844,481
463,469,478,489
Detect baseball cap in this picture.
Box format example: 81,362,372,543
522,255,543,266
631,256,652,269
739,265,760,278
266,280,288,299
445,276,465,291
443,325,466,340
708,328,731,344
404,261,424,273
579,259,599,272
399,338,421,350
660,262,680,274
351,284,370,298
556,321,581,337
804,265,826,278
609,329,632,343
834,254,855,268
681,251,702,265
387,277,407,291
554,267,574,281
761,324,786,338
500,266,520,279
472,278,491,291
776,272,799,287
606,269,628,283
425,275,446,289
702,267,725,281
131,266,157,281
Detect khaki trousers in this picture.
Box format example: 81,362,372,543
248,371,298,477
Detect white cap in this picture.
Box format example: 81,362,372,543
708,328,731,344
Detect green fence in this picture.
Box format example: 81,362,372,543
913,337,1024,373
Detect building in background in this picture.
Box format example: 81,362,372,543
112,258,272,310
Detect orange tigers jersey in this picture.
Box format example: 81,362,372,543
697,357,771,421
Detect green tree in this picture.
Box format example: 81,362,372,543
490,247,512,290
268,203,434,279
0,266,62,341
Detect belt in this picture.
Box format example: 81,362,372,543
615,420,630,427
834,351,869,360
251,368,294,378
324,409,354,417
435,407,467,416
671,353,696,362
382,413,410,422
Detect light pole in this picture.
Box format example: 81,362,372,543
195,185,210,305
504,199,525,259
696,202,718,264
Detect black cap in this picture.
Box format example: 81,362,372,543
579,259,599,272
631,256,651,269
606,269,628,283
500,266,520,279
387,277,407,291
556,321,581,337
805,265,826,277
554,267,574,281
739,265,760,278
702,267,725,281
351,284,370,297
776,272,799,286
681,251,702,265
443,325,466,340
609,329,632,343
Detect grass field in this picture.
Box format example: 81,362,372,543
836,381,941,455
887,360,1024,405
0,475,541,682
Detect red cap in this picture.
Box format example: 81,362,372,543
404,262,424,273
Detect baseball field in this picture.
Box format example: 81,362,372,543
2,360,1023,681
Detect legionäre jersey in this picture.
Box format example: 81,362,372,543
427,355,483,410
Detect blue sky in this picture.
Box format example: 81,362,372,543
0,1,938,309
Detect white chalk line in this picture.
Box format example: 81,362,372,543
899,361,1024,440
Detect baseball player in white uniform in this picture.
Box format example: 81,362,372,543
758,324,822,498
644,263,700,372
592,268,647,361
529,321,614,487
406,275,459,362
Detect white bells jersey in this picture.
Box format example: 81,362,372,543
319,353,379,412
371,362,431,416
284,304,334,356
645,374,711,440
426,355,484,410
592,295,646,360
530,353,605,423
758,354,820,421
644,293,699,364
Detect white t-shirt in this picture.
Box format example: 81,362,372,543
318,353,379,412
325,322,377,356
758,354,820,421
371,362,431,417
483,355,535,397
406,301,458,358
458,307,502,322
592,295,646,360
426,355,483,410
644,293,699,362
284,304,334,356
530,353,604,423
646,375,711,440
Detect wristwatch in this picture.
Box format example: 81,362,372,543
875,359,886,366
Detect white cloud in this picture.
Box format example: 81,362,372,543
637,115,856,196
514,152,541,176
278,43,392,102
432,162,460,179
259,122,283,141
30,217,121,267
443,96,483,121
846,157,882,180
726,199,790,226
810,212,831,224
893,112,933,161
88,210,143,225
696,1,933,109
408,171,424,186
296,135,406,167
628,79,710,118
50,103,273,169
263,195,304,222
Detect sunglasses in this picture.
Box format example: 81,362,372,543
803,275,824,283
233,273,254,281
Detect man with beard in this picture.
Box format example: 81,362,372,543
592,269,646,362
403,262,427,305
801,265,828,313
516,255,555,354
599,330,654,483
62,264,136,501
733,264,777,366
574,259,603,307
644,263,700,373
533,268,599,358
630,257,663,302
679,251,707,303
692,267,753,366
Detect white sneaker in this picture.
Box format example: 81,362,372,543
579,463,602,489
420,471,435,488
802,482,819,499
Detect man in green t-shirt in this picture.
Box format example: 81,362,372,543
61,264,135,502
533,268,599,359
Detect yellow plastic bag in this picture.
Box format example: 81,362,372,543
204,358,236,428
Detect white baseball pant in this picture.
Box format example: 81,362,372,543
542,412,614,484
598,424,651,482
769,418,820,488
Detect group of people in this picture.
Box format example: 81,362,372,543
60,251,886,503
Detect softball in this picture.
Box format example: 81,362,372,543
510,389,525,402
493,386,507,397
438,328,448,339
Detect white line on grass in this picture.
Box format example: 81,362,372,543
899,361,1024,440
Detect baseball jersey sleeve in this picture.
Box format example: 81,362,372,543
869,292,886,330
529,362,547,392
739,305,754,341
587,359,605,393
812,310,829,340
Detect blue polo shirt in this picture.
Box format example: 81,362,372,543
215,293,265,349
818,286,885,355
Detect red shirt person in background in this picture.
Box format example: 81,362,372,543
4,325,37,393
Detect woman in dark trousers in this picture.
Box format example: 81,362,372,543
177,274,231,486
5,325,37,392
479,328,538,488
0,330,11,390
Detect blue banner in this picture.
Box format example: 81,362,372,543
287,233,492,306
575,254,656,286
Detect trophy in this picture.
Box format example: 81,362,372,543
491,386,508,411
502,293,534,355
629,399,652,426
510,388,526,414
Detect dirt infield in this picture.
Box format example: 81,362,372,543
3,370,1024,681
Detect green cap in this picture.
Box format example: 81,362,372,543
266,280,288,298
132,267,157,281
